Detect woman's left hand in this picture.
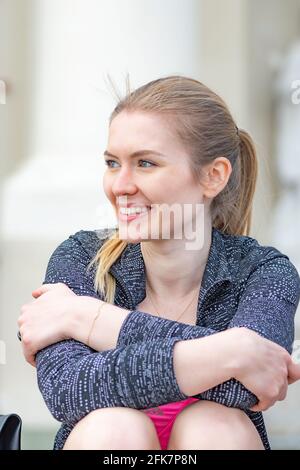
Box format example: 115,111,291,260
18,283,78,367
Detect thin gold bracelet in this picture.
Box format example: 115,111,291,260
87,301,106,347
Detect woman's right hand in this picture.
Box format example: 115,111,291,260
230,327,300,412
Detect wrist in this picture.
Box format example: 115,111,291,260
222,327,246,379
173,329,241,397
66,296,100,342
66,296,130,350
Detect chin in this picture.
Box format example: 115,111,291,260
117,222,158,243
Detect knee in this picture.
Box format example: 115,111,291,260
205,402,264,448
192,401,254,436
63,407,160,450
169,401,264,450
195,401,250,427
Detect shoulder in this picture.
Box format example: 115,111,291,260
49,227,117,262
44,227,118,288
218,229,300,304
70,227,117,257
218,228,293,268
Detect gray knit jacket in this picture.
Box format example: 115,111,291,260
35,227,300,450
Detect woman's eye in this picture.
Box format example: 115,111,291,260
104,159,119,168
104,159,155,168
138,160,155,168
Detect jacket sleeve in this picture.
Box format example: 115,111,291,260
198,254,300,408
117,254,300,410
36,233,217,426
228,254,299,352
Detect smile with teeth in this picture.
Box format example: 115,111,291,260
118,205,153,222
119,206,151,215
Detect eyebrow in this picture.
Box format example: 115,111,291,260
103,149,167,159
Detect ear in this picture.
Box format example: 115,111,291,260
202,157,232,199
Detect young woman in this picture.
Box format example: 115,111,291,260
18,76,300,450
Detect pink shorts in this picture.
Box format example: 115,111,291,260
141,397,199,450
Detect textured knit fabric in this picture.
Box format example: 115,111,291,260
35,227,300,450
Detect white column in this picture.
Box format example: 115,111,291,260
0,0,31,179
1,0,202,433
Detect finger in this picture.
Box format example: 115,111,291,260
278,381,288,401
32,283,58,297
32,291,42,298
30,358,36,368
24,351,36,367
250,399,273,412
249,400,261,412
249,404,261,412
288,362,300,384
27,357,36,367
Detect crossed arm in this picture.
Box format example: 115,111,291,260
35,235,300,427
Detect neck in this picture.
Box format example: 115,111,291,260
140,220,212,300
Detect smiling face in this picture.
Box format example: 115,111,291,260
103,111,208,243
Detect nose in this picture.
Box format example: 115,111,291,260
111,166,137,197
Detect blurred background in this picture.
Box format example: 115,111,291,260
1,0,300,450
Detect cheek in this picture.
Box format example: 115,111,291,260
160,179,188,202
103,174,114,199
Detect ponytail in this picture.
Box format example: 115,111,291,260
87,229,128,303
211,128,258,237
235,129,258,236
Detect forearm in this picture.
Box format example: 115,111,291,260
78,303,258,409
68,298,218,351
173,329,257,410
173,330,236,396
116,309,218,346
36,336,189,426
117,310,258,410
37,320,256,429
68,296,129,351
66,301,258,413
85,305,258,410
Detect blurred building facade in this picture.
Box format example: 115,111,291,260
0,0,300,449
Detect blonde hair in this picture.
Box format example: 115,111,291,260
88,75,258,303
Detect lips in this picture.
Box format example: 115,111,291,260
118,205,152,221
118,204,152,209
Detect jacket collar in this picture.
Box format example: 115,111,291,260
109,227,233,310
